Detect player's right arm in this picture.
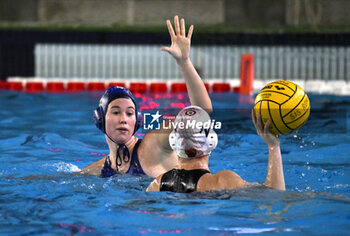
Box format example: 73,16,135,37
162,15,212,113
252,110,285,191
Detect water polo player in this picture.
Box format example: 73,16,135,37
81,16,212,178
147,106,285,192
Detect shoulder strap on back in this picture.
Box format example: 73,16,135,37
100,156,117,178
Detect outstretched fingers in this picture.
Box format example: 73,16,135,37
166,19,175,38
180,18,185,36
174,15,180,36
187,25,193,39
167,15,193,39
163,16,193,60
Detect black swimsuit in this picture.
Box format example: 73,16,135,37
160,169,210,193
101,139,145,177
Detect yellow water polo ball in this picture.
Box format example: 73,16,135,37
254,80,310,135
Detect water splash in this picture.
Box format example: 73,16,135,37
43,161,81,173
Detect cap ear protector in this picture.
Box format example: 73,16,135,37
168,105,218,159
169,129,218,159
93,106,105,132
93,86,142,134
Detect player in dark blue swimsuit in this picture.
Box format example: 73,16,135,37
97,86,146,176
81,86,146,177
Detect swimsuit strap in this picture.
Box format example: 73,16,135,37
126,139,145,175
101,155,116,178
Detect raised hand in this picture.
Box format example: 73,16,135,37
162,15,194,63
251,109,280,147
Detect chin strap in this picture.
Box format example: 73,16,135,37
115,144,131,171
101,134,131,177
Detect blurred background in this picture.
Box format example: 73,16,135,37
0,0,349,84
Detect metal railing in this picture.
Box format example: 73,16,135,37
35,44,350,81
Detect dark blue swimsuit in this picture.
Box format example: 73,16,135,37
101,139,145,177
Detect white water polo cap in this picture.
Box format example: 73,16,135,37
169,106,218,159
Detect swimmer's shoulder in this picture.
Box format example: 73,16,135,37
80,156,107,176
197,170,252,192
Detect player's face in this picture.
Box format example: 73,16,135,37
105,98,136,144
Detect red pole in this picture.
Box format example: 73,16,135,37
239,54,254,95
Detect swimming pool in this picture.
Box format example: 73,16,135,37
1,90,349,235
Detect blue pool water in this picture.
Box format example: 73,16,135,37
1,90,350,235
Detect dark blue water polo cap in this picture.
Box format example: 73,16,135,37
93,86,142,134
